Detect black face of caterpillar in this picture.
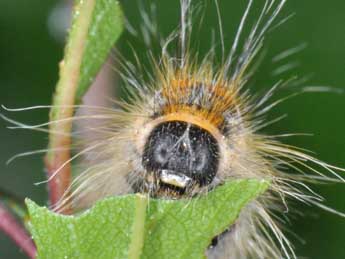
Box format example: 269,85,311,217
141,121,219,196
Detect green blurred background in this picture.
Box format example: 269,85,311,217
0,0,344,258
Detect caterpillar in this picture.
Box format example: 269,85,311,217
3,0,344,258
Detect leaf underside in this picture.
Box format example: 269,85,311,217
27,179,269,259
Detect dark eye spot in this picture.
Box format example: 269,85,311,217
154,142,170,164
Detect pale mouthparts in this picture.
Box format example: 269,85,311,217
159,169,193,188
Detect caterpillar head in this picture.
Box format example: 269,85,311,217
124,70,251,199
141,120,219,196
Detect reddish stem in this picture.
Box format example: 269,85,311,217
44,143,72,214
45,0,96,214
0,203,36,259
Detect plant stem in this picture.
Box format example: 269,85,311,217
45,0,96,214
0,189,28,225
0,203,36,259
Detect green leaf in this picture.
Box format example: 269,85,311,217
27,179,269,259
75,0,123,101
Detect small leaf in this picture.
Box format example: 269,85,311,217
27,179,269,259
75,0,123,101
